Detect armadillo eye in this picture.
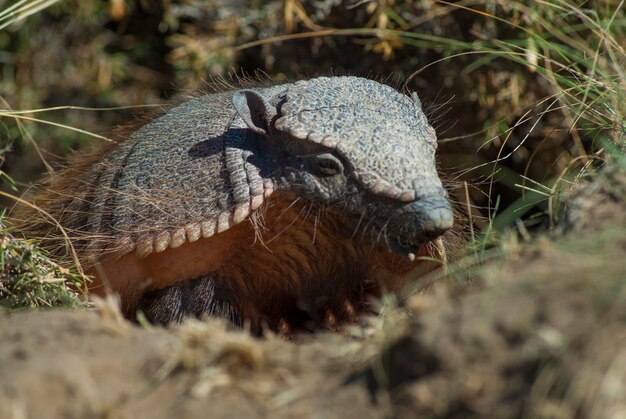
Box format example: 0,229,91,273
313,153,344,176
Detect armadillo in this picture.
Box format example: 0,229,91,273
15,76,454,332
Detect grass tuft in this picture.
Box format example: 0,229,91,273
0,212,88,310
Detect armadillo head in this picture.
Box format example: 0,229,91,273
233,76,453,256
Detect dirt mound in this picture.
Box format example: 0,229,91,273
384,227,626,418
0,307,383,419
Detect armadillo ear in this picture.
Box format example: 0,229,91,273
233,90,273,135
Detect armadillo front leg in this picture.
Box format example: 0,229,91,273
137,274,241,326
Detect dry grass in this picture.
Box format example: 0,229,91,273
0,213,88,310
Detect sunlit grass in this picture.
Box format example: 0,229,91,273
0,0,62,31
0,211,88,310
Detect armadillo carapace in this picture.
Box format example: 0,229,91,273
18,76,454,332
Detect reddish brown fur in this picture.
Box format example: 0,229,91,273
88,191,446,330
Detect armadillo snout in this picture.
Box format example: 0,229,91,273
385,196,453,255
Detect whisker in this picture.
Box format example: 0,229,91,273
351,209,367,239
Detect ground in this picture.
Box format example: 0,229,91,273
1,172,625,419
